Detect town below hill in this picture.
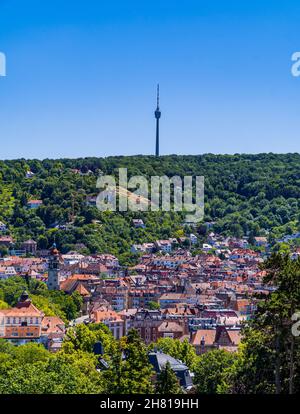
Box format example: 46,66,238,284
1,153,300,265
0,154,300,393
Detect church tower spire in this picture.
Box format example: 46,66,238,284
154,84,161,157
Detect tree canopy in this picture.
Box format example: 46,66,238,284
2,154,300,263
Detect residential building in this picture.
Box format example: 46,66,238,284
158,293,187,309
0,266,17,280
91,307,124,339
157,321,185,339
25,171,35,179
191,325,241,354
148,351,193,389
254,237,268,247
0,236,14,247
27,200,43,209
122,309,162,344
21,239,37,255
0,291,44,344
0,221,7,232
0,291,65,348
190,233,198,245
132,219,145,228
155,240,172,253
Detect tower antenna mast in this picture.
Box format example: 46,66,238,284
154,84,161,156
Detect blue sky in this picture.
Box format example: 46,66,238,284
0,0,300,159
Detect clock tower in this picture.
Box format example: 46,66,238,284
47,243,60,290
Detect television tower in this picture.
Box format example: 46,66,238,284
154,84,161,156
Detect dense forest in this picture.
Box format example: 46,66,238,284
1,153,300,262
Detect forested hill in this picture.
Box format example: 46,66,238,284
1,153,300,263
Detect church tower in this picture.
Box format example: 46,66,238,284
47,243,60,290
154,84,161,156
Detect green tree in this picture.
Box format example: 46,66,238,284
150,337,197,369
155,361,182,394
0,344,103,394
193,349,236,394
63,322,115,357
148,301,160,310
221,253,300,394
0,299,9,309
106,329,154,394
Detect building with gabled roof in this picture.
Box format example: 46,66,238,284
0,291,44,343
191,325,241,354
21,239,37,255
148,351,193,389
27,199,43,209
0,291,65,349
91,306,124,339
157,321,185,339
0,235,14,247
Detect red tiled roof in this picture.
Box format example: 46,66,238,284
75,283,91,296
41,316,65,334
2,302,43,318
191,329,216,346
157,321,184,333
4,326,41,339
92,308,123,323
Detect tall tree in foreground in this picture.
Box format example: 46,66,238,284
105,329,154,394
221,253,300,394
0,342,103,394
120,329,154,394
155,361,182,394
193,349,236,394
